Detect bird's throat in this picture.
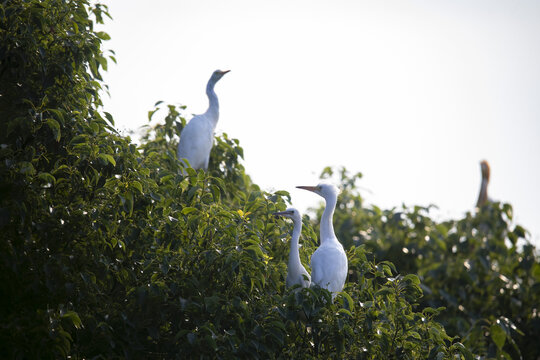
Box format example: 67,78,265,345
320,197,336,243
205,81,220,125
289,224,302,268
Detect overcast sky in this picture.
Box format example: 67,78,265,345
100,0,540,246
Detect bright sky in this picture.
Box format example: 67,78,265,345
100,0,540,246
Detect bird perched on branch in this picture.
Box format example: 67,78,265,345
476,160,491,208
273,208,311,289
177,69,230,171
297,184,347,299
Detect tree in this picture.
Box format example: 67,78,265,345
313,167,540,359
0,1,500,358
0,0,120,357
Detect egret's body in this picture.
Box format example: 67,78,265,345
177,69,229,171
274,208,311,289
476,160,491,207
297,184,347,299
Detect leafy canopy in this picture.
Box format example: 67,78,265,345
1,1,538,359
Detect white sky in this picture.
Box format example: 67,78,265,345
100,0,540,246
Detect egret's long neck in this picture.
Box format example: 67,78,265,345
289,221,302,268
320,195,337,243
205,79,219,126
476,178,489,207
289,222,302,266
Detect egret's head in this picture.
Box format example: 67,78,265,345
273,208,302,224
296,183,340,200
211,69,230,82
480,160,490,182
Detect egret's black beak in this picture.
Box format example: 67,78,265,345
273,210,293,217
296,186,318,193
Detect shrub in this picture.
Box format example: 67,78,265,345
0,1,513,358
313,167,540,359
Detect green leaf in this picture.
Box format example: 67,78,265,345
131,180,143,194
120,191,134,216
186,167,197,178
96,55,108,71
181,207,197,215
148,108,160,121
70,134,88,145
19,162,36,175
46,118,61,141
490,323,506,350
98,154,116,166
62,311,83,329
273,190,290,197
71,19,79,34
403,273,421,285
245,244,264,258
338,291,355,312
451,342,474,360
96,31,111,40
160,174,174,184
38,172,56,184
375,286,393,297
429,326,444,342
513,225,526,238
46,108,65,125
103,111,115,126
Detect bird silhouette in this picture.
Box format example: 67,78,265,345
297,184,347,299
273,208,311,289
177,69,230,171
476,160,491,207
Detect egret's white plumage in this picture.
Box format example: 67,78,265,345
297,184,347,299
177,69,230,171
274,208,311,289
476,160,491,208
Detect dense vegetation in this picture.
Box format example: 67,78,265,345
1,1,538,359
313,168,540,359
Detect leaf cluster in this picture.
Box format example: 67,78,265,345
313,167,540,359
0,1,513,358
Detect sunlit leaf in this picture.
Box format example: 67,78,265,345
46,118,61,141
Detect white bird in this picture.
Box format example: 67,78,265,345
476,160,491,208
273,208,311,289
297,184,347,299
177,69,230,171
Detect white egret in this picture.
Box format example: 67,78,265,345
297,184,347,299
273,208,311,289
476,160,491,207
177,69,230,171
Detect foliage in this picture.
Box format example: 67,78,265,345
1,1,535,359
313,167,540,359
124,104,467,359
0,0,117,357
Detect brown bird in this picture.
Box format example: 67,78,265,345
476,160,491,208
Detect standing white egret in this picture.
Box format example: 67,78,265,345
273,208,311,289
177,69,230,171
297,184,347,299
476,160,491,207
